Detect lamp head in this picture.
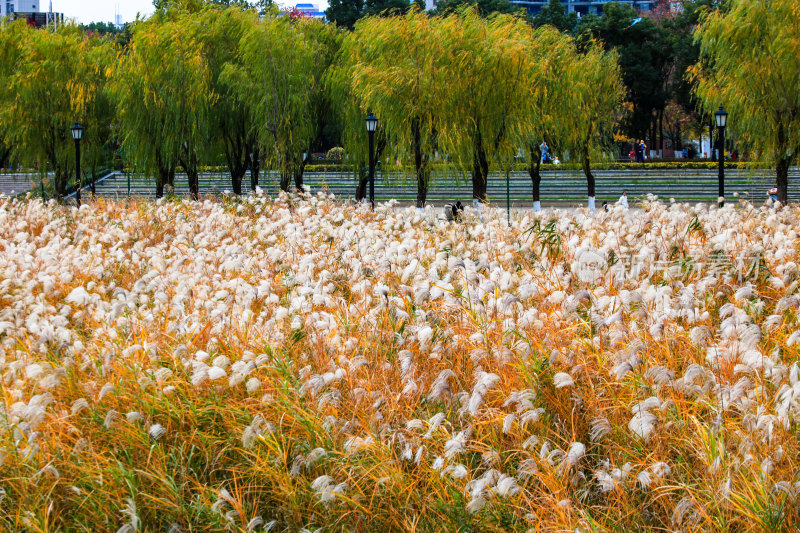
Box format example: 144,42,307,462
715,106,728,128
365,113,378,133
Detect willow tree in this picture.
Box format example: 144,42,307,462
326,45,391,203
110,14,211,199
336,10,446,208
0,22,32,170
517,26,576,211
438,8,532,205
1,24,113,196
690,0,800,204
561,43,623,211
233,15,332,192
198,7,261,194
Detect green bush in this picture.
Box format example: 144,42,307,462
326,147,345,162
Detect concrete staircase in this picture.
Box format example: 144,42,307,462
89,167,800,206
0,173,38,197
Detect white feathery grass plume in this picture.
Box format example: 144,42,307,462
71,398,89,416
494,474,520,497
590,417,612,441
561,442,586,471
444,430,468,459
428,370,457,401
148,424,166,440
424,412,447,439
104,410,120,429
441,464,468,480
244,374,262,393
66,286,92,306
306,447,327,466
629,411,657,440
207,367,227,381
595,469,618,493
343,435,374,453
502,413,516,434
671,497,700,529
117,498,139,533
310,475,347,503
553,372,574,389
246,516,264,532
468,371,501,415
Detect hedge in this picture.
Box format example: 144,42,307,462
304,161,772,173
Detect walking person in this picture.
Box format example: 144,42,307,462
637,140,647,164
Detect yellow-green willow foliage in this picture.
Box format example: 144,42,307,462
515,25,578,209
437,8,533,204
336,10,448,207
560,43,624,209
0,21,32,170
109,12,212,199
197,7,261,195
0,22,113,195
230,15,339,192
691,0,800,203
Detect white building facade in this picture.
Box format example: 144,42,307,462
2,0,41,17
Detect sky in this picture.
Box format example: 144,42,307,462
51,1,328,24
52,1,154,24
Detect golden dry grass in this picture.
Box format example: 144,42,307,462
1,192,800,532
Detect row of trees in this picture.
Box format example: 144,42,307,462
328,0,715,157
0,2,621,207
332,10,622,207
0,0,797,204
0,4,339,200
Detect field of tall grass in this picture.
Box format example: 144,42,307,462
2,192,800,531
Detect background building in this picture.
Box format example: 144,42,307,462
2,0,63,27
2,0,39,17
294,3,326,20
511,0,652,16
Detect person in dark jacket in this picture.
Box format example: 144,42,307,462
444,201,464,222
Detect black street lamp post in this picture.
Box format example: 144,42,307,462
715,106,727,207
71,123,83,206
366,113,378,210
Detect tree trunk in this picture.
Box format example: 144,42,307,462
187,167,199,200
471,131,489,204
0,143,9,168
650,116,656,159
528,145,542,207
355,164,368,201
225,144,247,196
294,152,308,192
709,119,715,161
279,168,291,192
777,156,790,204
658,108,664,157
412,117,430,209
54,168,67,196
156,165,170,199
582,152,595,206
180,150,199,201
416,174,428,209
231,173,243,195
250,148,260,192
